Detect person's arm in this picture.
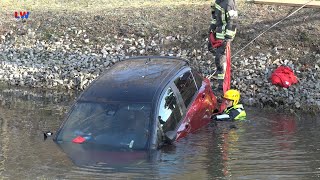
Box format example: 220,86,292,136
209,2,217,32
212,109,241,121
225,0,238,40
216,113,231,121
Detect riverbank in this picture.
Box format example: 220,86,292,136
0,0,319,112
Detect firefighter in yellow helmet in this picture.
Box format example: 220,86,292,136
214,89,246,121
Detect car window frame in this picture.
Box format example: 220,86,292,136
155,83,185,142
173,68,200,109
191,68,204,90
154,67,200,143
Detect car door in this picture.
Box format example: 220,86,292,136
175,69,216,140
190,70,217,130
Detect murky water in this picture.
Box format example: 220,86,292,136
0,85,319,180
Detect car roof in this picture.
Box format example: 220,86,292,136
79,56,188,103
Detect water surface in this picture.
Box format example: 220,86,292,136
0,86,319,179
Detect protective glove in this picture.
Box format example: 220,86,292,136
211,115,217,120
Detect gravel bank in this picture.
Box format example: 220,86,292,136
0,3,319,112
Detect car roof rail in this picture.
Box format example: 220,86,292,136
121,56,190,66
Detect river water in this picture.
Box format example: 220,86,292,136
0,85,319,180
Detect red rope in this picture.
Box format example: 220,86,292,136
219,42,231,112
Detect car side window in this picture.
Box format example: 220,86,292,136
192,70,203,89
158,87,183,133
174,71,197,107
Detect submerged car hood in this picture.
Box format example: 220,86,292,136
56,142,155,167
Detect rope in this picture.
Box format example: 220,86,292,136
207,0,314,79
231,0,314,58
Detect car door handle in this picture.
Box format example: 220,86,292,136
177,120,191,134
177,124,190,133
184,123,191,132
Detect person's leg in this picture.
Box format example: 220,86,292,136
213,44,226,79
208,40,215,54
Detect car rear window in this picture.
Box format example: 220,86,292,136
174,71,197,107
56,102,151,150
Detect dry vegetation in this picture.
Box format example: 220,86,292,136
0,0,319,111
2,0,318,57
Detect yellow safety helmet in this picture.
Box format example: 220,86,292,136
223,89,240,106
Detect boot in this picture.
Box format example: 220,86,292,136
213,54,226,80
211,70,225,80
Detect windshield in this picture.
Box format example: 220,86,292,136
56,102,151,150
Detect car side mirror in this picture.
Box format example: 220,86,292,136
43,131,54,141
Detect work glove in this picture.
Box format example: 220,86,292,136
211,114,217,120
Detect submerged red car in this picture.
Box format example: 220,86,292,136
54,56,218,150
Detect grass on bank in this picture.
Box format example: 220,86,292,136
1,0,247,12
1,0,213,12
0,0,247,36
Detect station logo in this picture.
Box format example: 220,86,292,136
14,11,30,19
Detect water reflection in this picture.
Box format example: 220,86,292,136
0,85,319,179
225,110,320,180
271,114,297,150
0,85,76,179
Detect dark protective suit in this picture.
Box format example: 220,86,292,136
209,0,238,75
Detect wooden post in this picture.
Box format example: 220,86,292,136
246,0,320,8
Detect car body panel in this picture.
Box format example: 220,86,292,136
176,78,216,140
56,142,152,167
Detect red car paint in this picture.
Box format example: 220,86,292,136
72,136,86,144
176,78,217,140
